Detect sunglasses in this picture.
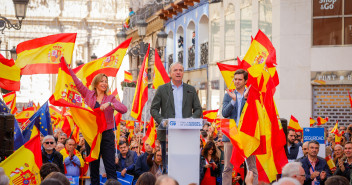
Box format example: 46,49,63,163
45,142,54,145
131,146,138,149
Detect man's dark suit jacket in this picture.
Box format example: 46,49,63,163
150,82,202,141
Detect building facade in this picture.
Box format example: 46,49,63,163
209,0,352,127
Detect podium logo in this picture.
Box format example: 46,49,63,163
169,121,176,126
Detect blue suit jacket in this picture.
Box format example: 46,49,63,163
221,92,246,142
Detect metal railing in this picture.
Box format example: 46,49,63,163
188,46,195,68
200,42,208,65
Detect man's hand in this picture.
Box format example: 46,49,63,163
226,89,236,101
310,171,320,179
69,150,74,158
100,102,110,111
102,173,107,178
121,168,127,177
245,171,254,185
115,157,119,164
338,159,345,172
244,85,251,99
320,171,327,180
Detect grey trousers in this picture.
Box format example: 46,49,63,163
222,142,258,185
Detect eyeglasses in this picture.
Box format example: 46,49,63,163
45,142,54,145
131,147,138,149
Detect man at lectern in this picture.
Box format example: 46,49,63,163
150,62,202,168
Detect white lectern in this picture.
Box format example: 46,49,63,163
166,118,203,185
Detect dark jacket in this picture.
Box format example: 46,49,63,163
117,150,138,175
287,143,300,160
134,152,150,178
199,156,220,184
150,82,202,141
300,156,332,185
334,160,352,181
222,92,246,142
42,149,65,173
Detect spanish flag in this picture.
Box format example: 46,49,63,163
325,155,336,171
124,71,133,82
3,91,17,114
216,59,250,90
203,109,218,123
73,38,131,87
288,115,302,132
310,117,316,127
317,116,328,126
111,88,121,102
126,120,135,142
49,105,62,126
0,54,20,91
0,131,42,185
143,117,157,148
49,57,107,162
331,121,339,135
335,131,344,144
16,33,77,75
16,106,36,125
152,49,170,89
348,91,352,108
131,45,150,121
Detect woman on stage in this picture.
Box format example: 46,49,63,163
66,58,127,185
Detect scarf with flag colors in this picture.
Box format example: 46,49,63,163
0,129,42,185
131,45,150,121
152,49,170,89
16,33,77,75
317,116,328,125
3,91,17,114
73,38,131,87
49,57,107,162
124,71,133,82
0,54,20,91
288,115,302,132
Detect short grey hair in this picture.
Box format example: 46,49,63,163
0,167,9,185
334,144,344,150
273,177,301,185
59,133,67,137
169,62,184,73
42,135,56,144
282,162,302,177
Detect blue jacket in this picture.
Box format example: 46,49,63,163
300,156,332,185
134,152,151,178
117,150,138,175
222,92,246,142
63,155,81,176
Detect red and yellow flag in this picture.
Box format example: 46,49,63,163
126,120,135,142
61,111,80,143
317,116,328,126
16,106,36,125
0,131,42,185
16,33,76,75
3,91,17,114
73,38,131,87
203,109,218,123
152,49,170,89
143,117,157,148
217,60,249,90
0,54,20,91
331,121,339,135
124,71,133,82
49,57,107,162
111,88,121,102
49,105,62,127
348,91,352,108
131,45,150,121
288,115,302,132
325,155,336,171
310,117,316,127
335,131,344,144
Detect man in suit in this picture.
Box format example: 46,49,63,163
222,69,258,184
150,62,202,168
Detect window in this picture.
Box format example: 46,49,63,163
313,0,352,46
240,0,252,56
259,0,272,40
225,4,235,59
211,18,221,62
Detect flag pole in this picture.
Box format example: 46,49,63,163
143,106,147,136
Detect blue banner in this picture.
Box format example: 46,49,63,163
303,127,325,144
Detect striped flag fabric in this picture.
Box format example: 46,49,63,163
325,155,336,171
16,106,36,125
203,109,218,123
131,45,150,121
288,115,302,132
331,121,339,135
348,91,352,108
3,91,17,114
335,131,344,144
73,38,131,87
16,33,77,75
317,116,329,126
142,117,157,148
0,131,42,185
0,54,20,91
124,71,133,82
49,57,108,162
310,117,316,127
152,49,170,89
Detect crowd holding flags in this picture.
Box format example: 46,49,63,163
0,54,20,91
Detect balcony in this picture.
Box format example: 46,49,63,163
188,46,195,68
168,54,173,68
178,50,183,64
200,42,208,65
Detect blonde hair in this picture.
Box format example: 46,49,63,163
90,73,109,95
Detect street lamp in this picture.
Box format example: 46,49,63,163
10,46,17,60
116,29,127,45
0,0,29,34
157,30,168,48
136,20,148,38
